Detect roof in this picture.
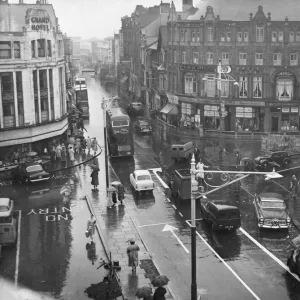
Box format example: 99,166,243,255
158,25,168,49
134,170,151,175
259,193,283,200
188,0,300,21
0,3,57,32
211,201,239,211
0,198,10,207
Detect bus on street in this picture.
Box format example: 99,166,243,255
74,78,89,118
106,107,134,157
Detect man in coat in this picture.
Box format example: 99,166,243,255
126,239,140,273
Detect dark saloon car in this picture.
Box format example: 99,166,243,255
127,102,144,116
254,151,291,171
253,193,291,229
135,118,152,134
14,162,50,184
200,200,241,232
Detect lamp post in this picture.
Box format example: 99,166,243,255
189,154,282,300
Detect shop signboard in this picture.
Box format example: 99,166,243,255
244,107,253,112
266,102,298,107
244,112,253,118
236,107,244,112
179,64,216,73
204,110,214,116
166,93,179,105
236,112,244,117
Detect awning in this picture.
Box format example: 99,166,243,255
149,42,158,50
120,76,128,84
160,104,179,116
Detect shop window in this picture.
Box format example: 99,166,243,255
192,31,196,42
1,73,14,93
3,103,15,116
13,42,20,59
296,32,300,42
174,50,177,63
182,52,186,63
281,109,299,131
290,32,295,42
207,27,214,42
236,107,259,132
272,32,277,42
255,53,263,65
38,39,45,57
290,53,298,66
244,31,249,42
181,102,194,124
31,40,36,58
220,32,225,42
273,53,282,66
184,75,197,95
39,70,48,90
253,76,262,98
47,40,52,57
220,81,229,97
193,52,199,64
237,32,242,42
276,78,293,101
0,42,11,59
278,31,284,42
206,52,213,64
204,105,219,130
256,26,264,42
222,52,229,65
204,74,216,98
239,76,248,98
239,53,247,65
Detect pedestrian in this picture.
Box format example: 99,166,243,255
86,136,92,153
111,191,117,207
92,138,98,155
86,214,96,242
196,158,209,187
68,145,75,165
50,146,56,170
126,239,140,273
153,286,167,300
81,136,86,153
61,144,67,168
55,144,62,166
86,241,98,265
235,151,241,170
90,168,99,190
117,184,125,205
75,138,81,154
107,191,114,208
291,174,298,199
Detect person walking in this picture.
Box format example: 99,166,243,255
196,158,209,188
90,167,99,190
61,144,67,168
86,214,96,242
126,239,140,273
235,150,241,170
75,138,81,154
291,175,298,199
117,184,125,205
111,191,117,207
153,286,167,300
68,145,75,165
107,190,114,208
86,136,92,153
55,144,62,167
92,138,98,155
50,146,56,171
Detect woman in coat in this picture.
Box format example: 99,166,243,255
196,158,209,187
153,286,167,300
91,168,99,190
68,145,75,165
126,240,140,273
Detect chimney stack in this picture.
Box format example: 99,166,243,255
19,0,24,3
182,0,193,12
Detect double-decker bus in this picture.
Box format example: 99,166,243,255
106,107,134,157
74,78,89,118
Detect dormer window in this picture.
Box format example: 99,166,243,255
256,26,264,42
207,27,214,42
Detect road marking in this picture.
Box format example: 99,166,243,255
14,210,21,287
163,224,190,253
239,227,300,283
179,212,183,217
172,205,177,210
167,198,171,202
137,221,177,228
186,221,261,300
149,168,169,189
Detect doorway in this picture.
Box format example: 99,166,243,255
271,116,279,132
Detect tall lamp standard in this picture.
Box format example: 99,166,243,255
189,154,282,300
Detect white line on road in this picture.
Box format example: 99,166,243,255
166,198,171,202
179,212,183,217
240,186,254,197
137,221,177,228
186,221,261,300
239,227,300,283
14,210,21,287
172,205,177,210
163,224,190,253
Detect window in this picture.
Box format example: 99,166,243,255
193,52,199,64
290,53,298,65
38,39,45,57
47,40,52,57
290,32,295,42
174,50,177,63
220,32,225,42
1,73,13,93
239,53,247,65
256,26,264,42
227,32,231,42
196,31,200,41
253,76,262,98
296,32,300,42
278,31,284,42
239,76,248,98
192,31,196,42
184,75,197,95
220,80,229,97
184,31,187,41
31,40,36,58
159,75,166,90
207,52,213,64
0,42,11,59
204,74,216,97
207,27,214,42
16,71,22,93
13,42,20,59
174,75,177,93
39,70,47,89
181,102,194,119
235,107,259,132
237,32,242,42
3,103,15,117
272,32,277,42
181,31,184,41
255,53,263,65
273,53,282,65
222,52,229,64
182,52,186,63
244,31,249,42
276,78,293,101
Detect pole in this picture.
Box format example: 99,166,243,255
102,97,109,188
190,154,197,300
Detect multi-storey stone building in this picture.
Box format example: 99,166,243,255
165,0,300,133
0,0,67,159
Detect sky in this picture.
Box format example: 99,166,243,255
10,0,183,39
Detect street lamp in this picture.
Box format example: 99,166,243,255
189,154,282,300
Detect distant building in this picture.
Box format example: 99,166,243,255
0,0,68,158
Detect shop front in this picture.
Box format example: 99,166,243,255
235,107,260,132
204,105,220,130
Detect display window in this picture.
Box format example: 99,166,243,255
204,105,219,130
180,103,196,128
235,107,259,132
281,107,299,131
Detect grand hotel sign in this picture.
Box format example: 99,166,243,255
25,9,52,31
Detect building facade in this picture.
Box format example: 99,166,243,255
165,0,300,133
0,1,67,158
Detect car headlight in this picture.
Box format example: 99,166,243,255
259,218,264,223
287,217,291,223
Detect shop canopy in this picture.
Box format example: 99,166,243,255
160,103,179,116
120,76,128,84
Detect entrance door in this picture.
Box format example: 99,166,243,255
271,117,279,132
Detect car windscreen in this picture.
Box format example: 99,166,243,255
112,120,129,127
26,165,43,173
261,201,285,209
139,121,149,126
0,206,9,212
137,175,151,181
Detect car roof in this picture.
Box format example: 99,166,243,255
0,198,11,207
134,170,151,175
259,193,284,201
210,200,240,211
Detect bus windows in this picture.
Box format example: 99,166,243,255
112,120,129,127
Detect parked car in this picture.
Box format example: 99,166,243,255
0,198,17,246
171,142,195,162
135,118,152,134
200,200,241,231
253,193,291,229
127,102,144,116
130,170,154,197
255,151,291,171
13,162,50,184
